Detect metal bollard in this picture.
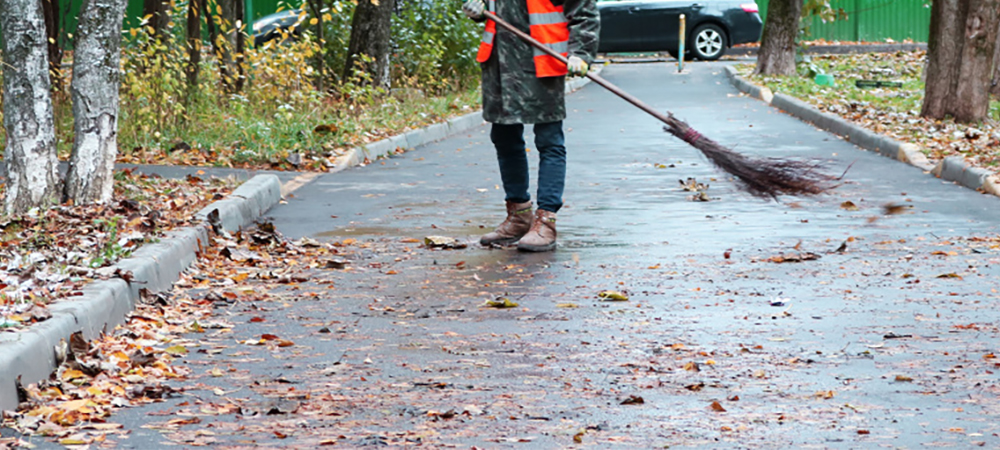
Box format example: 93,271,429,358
678,14,686,73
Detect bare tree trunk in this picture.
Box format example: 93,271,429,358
186,0,202,97
921,0,1000,123
215,0,239,93
344,0,395,89
64,0,128,205
0,0,60,215
234,0,246,92
753,0,801,76
307,0,325,91
42,0,65,91
991,27,1000,97
142,0,170,41
204,0,230,92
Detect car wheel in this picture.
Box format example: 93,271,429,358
691,24,728,61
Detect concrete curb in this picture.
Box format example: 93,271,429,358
331,66,602,173
723,66,997,196
0,174,283,411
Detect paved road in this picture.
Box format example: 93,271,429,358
51,62,1000,448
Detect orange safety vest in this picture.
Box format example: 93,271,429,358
476,0,570,78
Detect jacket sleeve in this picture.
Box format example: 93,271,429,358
563,0,600,64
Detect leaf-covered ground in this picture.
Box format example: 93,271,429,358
4,217,1000,448
0,170,236,331
739,51,1000,173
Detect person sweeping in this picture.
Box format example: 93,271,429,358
462,0,599,252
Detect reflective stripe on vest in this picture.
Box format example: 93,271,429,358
476,0,498,63
476,0,570,78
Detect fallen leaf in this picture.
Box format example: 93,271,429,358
620,395,644,405
164,345,188,356
424,236,467,249
598,290,629,301
710,401,726,412
485,298,519,308
814,390,835,399
840,201,859,211
765,252,820,263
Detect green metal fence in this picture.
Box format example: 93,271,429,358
756,0,931,42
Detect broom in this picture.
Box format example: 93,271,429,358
483,11,837,198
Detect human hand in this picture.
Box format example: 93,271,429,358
462,0,485,19
567,56,588,77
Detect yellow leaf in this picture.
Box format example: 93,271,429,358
485,298,518,308
309,17,319,25
59,399,91,412
814,390,835,399
555,303,579,308
370,0,379,5
59,438,89,445
61,369,86,381
210,368,224,377
165,345,188,355
598,290,628,301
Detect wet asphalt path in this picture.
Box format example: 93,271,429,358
96,62,1000,448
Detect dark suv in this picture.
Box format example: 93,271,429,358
597,0,763,60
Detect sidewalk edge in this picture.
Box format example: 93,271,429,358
724,66,997,197
0,174,283,411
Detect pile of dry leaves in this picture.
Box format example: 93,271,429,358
0,170,236,331
1,220,343,447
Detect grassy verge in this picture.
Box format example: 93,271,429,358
114,85,480,171
737,51,1000,172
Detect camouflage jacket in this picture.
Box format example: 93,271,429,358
478,0,600,124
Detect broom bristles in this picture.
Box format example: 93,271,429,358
663,114,837,198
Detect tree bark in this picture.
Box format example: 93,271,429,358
753,0,801,76
991,27,1000,97
64,0,128,205
234,0,246,92
0,0,61,215
42,0,65,91
921,0,1000,123
215,0,240,93
186,0,202,97
344,0,395,89
142,0,170,42
204,0,230,91
307,0,325,91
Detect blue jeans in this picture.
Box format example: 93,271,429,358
490,121,566,213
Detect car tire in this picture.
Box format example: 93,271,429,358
691,24,728,61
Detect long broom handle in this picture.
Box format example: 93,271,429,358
483,11,674,126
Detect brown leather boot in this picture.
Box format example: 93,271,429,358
480,201,533,246
517,209,557,252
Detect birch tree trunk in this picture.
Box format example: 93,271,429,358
344,0,395,89
753,0,801,76
63,0,128,204
921,0,1000,123
0,0,61,215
